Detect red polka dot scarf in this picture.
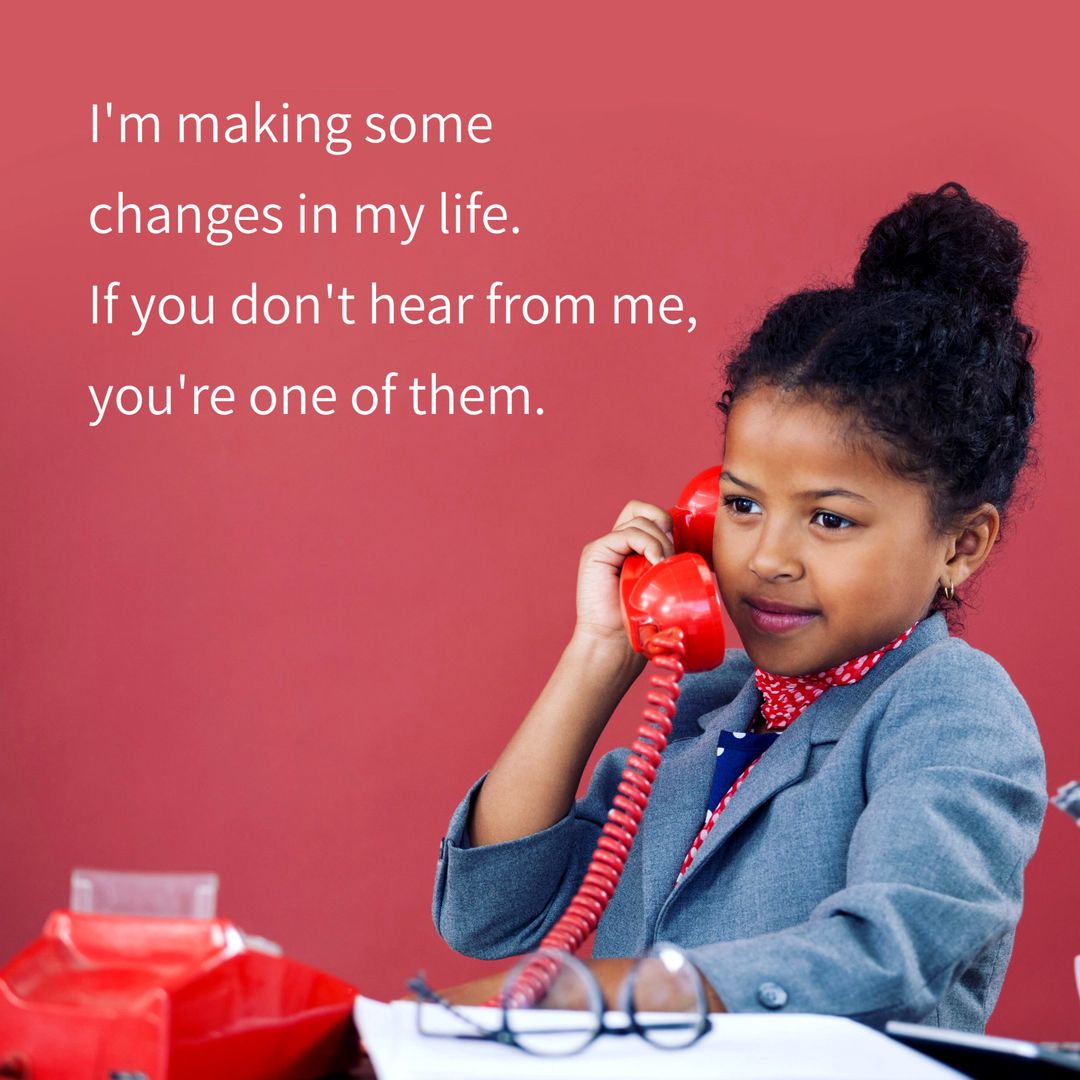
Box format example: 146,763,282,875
753,619,921,730
673,618,920,887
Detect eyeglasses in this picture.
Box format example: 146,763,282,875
407,944,712,1057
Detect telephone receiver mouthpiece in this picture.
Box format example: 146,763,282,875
620,552,726,672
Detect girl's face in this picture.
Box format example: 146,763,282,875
713,385,950,675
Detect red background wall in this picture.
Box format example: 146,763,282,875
4,0,1078,1040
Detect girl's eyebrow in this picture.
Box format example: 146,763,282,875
721,470,874,505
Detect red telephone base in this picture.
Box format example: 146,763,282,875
0,910,359,1080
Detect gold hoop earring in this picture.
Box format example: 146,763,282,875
943,581,956,602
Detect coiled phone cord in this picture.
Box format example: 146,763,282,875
485,626,687,1009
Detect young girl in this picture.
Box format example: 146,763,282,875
430,183,1047,1032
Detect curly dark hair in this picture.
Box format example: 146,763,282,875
715,182,1039,634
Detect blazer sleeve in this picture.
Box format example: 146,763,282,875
685,644,1048,1029
431,749,628,958
431,656,749,958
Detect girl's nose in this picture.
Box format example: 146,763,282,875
747,524,804,582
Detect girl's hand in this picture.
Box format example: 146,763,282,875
574,500,675,655
406,957,727,1013
416,971,506,1007
428,962,629,1011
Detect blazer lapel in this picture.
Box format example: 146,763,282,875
673,708,815,888
653,611,951,900
668,671,879,894
639,674,761,924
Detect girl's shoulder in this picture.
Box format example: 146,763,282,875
883,633,1034,724
869,634,1045,782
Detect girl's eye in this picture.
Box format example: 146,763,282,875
722,495,761,517
721,496,853,531
812,514,855,531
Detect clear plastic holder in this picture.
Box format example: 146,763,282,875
1049,781,1080,1012
70,868,219,918
1051,779,1080,825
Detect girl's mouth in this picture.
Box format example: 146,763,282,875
745,602,820,635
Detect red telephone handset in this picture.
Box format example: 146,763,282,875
497,465,728,1007
619,464,727,673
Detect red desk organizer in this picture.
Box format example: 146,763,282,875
0,910,359,1080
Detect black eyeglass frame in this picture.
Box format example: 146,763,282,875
406,945,713,1058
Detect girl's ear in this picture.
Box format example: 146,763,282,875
942,503,1000,586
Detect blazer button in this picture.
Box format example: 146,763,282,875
756,982,788,1009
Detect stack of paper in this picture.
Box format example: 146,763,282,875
354,997,966,1080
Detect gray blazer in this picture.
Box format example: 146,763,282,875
432,611,1047,1031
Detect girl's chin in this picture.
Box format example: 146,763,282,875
740,632,824,676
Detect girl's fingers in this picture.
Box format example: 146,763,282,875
613,500,674,539
583,524,670,568
614,514,675,560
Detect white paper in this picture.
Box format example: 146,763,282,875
354,996,967,1080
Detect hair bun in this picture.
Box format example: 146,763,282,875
853,182,1027,313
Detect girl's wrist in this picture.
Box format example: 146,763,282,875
566,626,647,684
584,956,727,1013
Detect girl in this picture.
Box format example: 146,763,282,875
430,183,1047,1032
